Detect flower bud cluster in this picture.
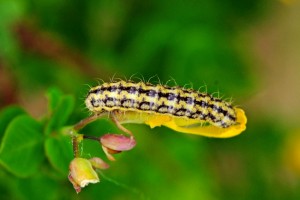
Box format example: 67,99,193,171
69,133,136,193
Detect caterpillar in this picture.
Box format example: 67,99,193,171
85,80,237,128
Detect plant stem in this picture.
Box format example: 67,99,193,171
72,136,79,158
71,112,106,157
83,135,100,141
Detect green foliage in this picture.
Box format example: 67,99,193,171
0,88,77,177
0,106,25,142
44,91,75,135
0,87,117,198
0,88,82,198
0,115,44,177
45,133,73,175
46,87,64,112
16,175,60,200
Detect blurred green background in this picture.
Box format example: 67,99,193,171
1,0,300,199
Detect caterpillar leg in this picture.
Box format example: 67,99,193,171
73,111,107,131
110,111,133,137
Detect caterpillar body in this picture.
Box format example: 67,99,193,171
85,80,237,128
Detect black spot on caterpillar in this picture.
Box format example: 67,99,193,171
85,80,237,128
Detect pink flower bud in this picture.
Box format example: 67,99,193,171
89,157,110,170
100,134,136,161
68,158,99,193
101,134,136,151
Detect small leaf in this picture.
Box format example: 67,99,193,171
45,95,75,135
0,106,26,143
45,134,73,175
0,115,44,177
46,87,63,113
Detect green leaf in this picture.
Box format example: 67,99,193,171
45,87,63,113
0,168,16,200
45,132,73,175
16,174,59,200
0,115,44,177
45,95,75,135
0,106,26,143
